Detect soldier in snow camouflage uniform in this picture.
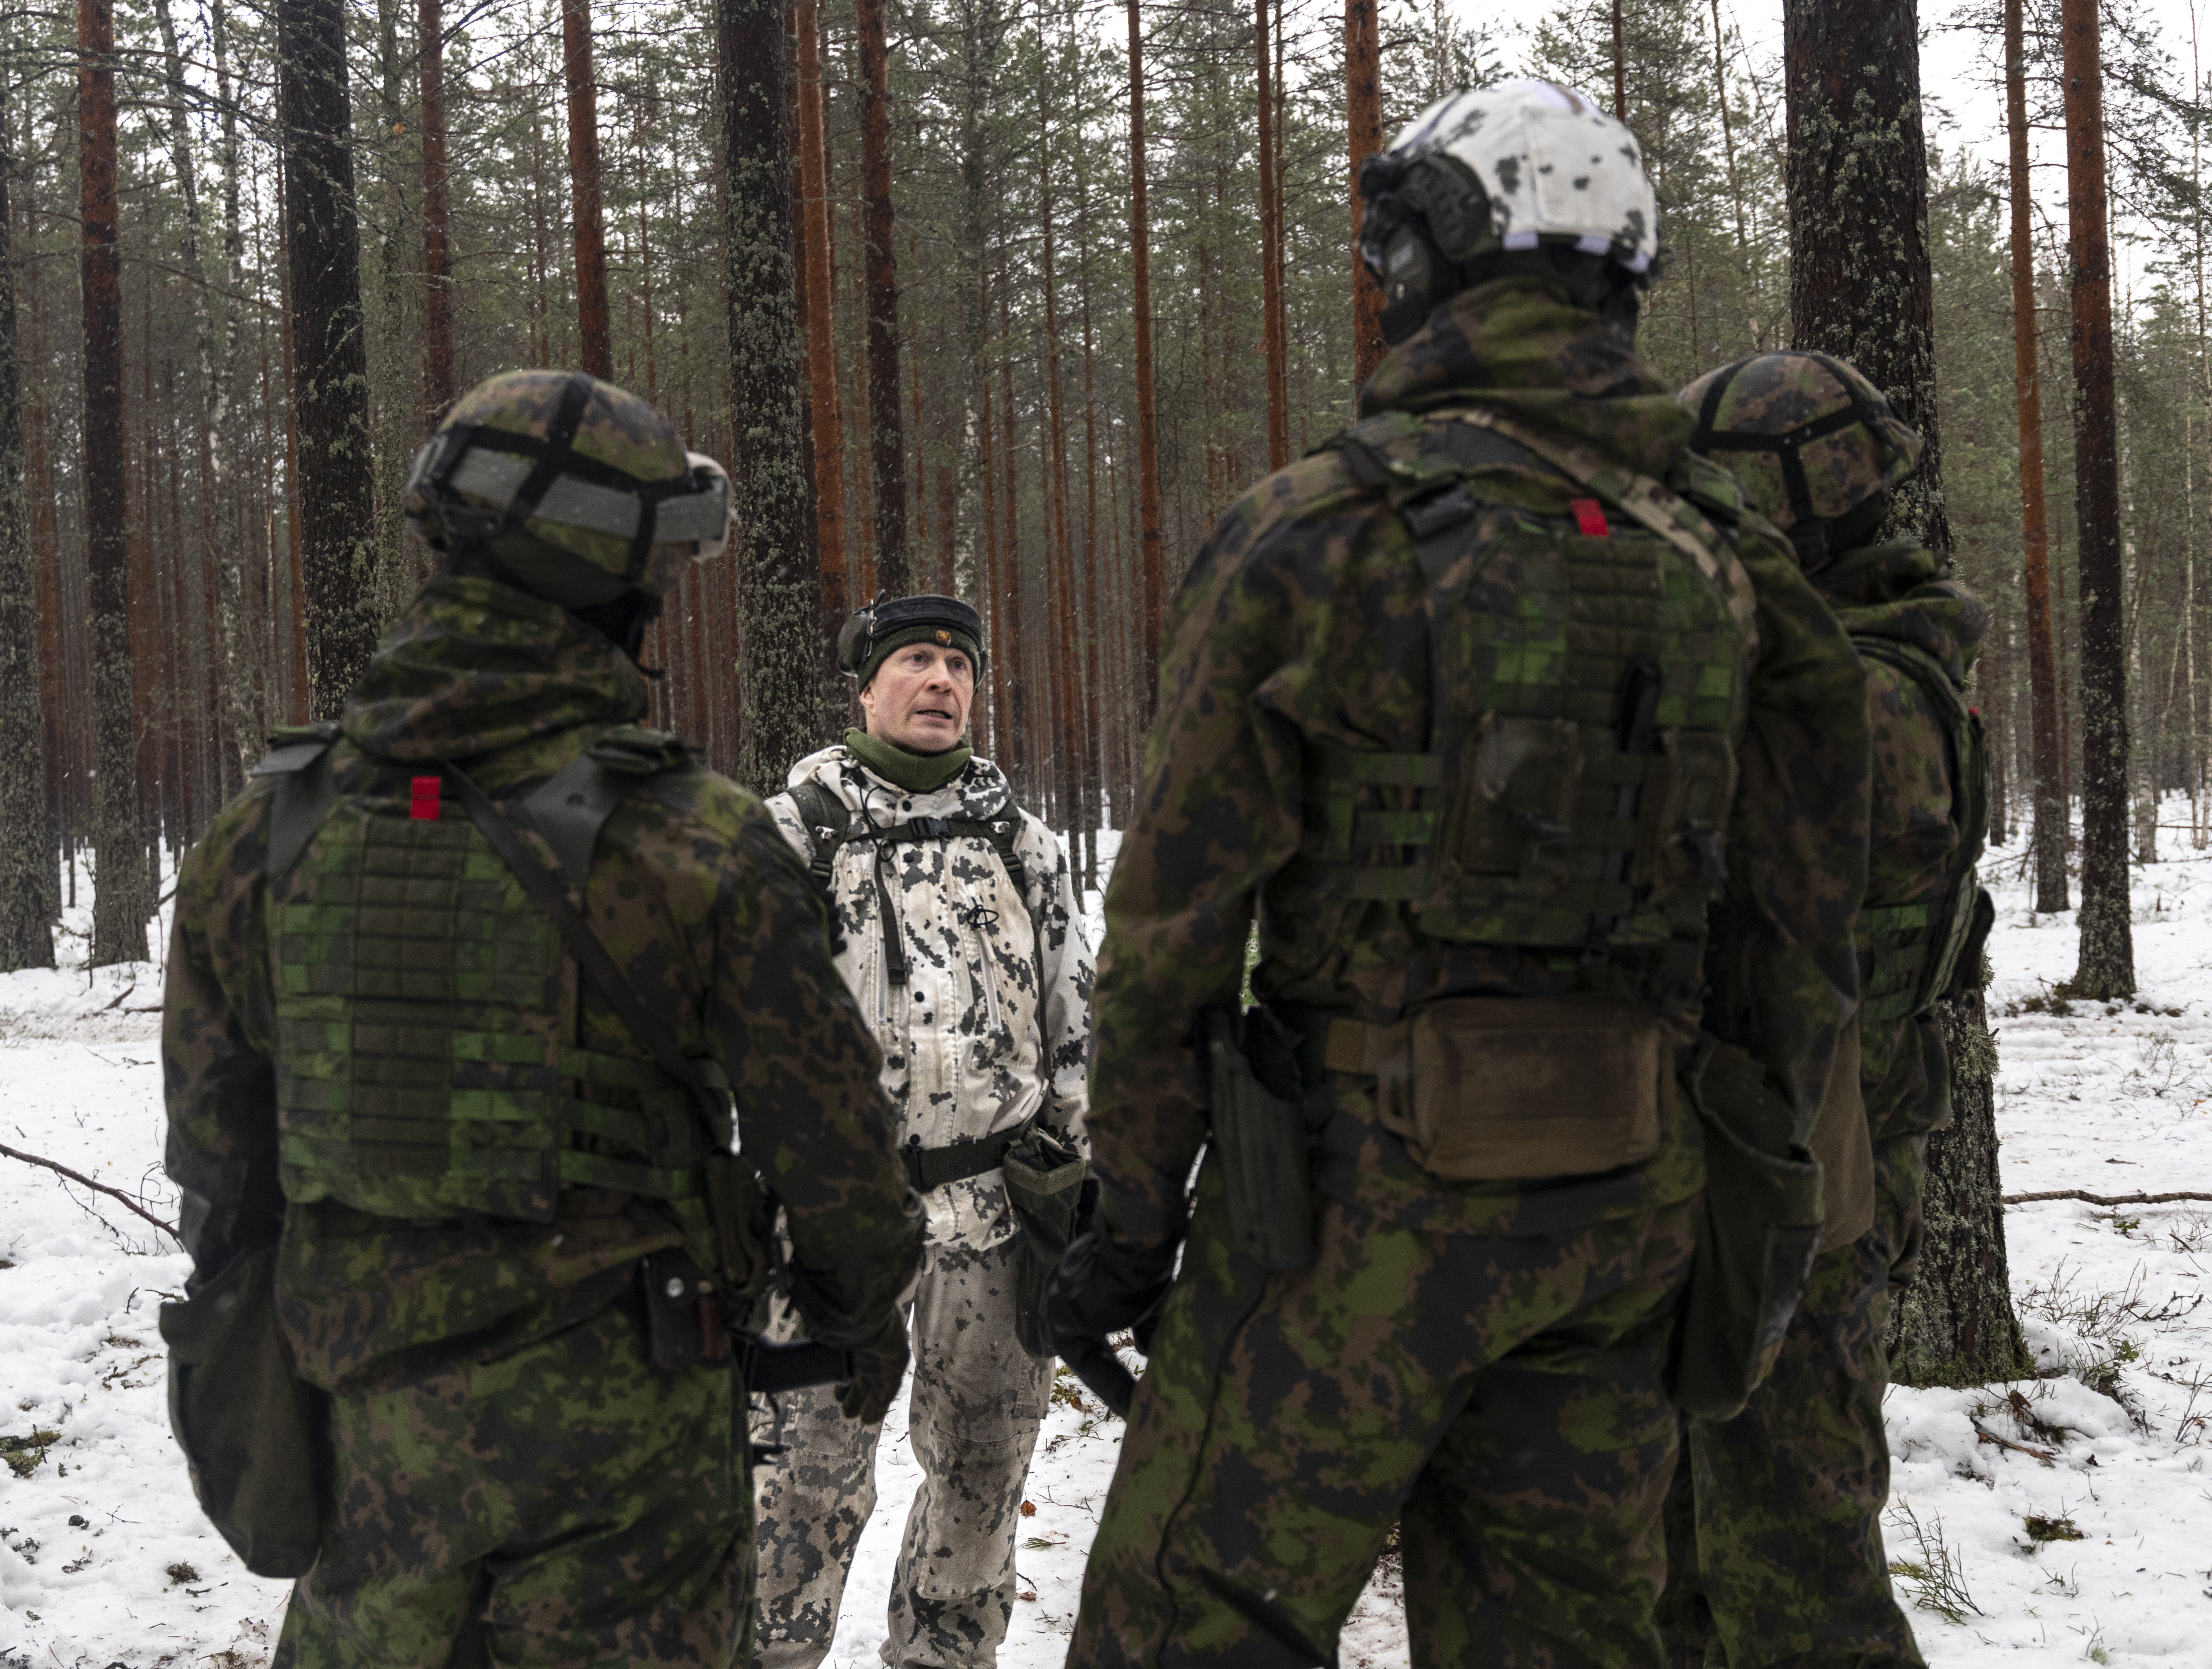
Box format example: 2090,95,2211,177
1046,82,1869,1668
749,594,1094,1669
1659,353,1990,1669
163,369,922,1669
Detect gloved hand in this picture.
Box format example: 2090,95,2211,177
1043,1216,1179,1420
835,1306,910,1425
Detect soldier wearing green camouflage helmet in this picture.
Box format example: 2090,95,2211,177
161,367,923,1669
1660,352,1989,1669
1046,80,1871,1667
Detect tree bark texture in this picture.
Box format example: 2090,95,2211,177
1787,0,2027,1389
1344,0,1383,387
2061,0,2135,998
795,0,846,629
279,0,384,719
719,0,819,796
1127,0,1165,717
0,56,54,970
562,0,613,380
1886,991,2034,1385
855,0,907,597
420,0,457,416
2007,0,2067,915
78,0,149,962
1255,0,1287,472
1782,0,1950,555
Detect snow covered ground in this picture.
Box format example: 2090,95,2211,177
5,826,2212,1667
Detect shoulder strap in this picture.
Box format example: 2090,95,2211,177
250,722,343,883
520,752,629,891
1437,404,1762,659
786,780,848,893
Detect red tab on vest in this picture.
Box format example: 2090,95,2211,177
410,776,442,821
1569,498,1610,537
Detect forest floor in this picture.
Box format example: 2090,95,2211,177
4,830,2212,1667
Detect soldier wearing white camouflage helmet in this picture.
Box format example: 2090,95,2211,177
1050,80,1870,1668
748,593,1096,1669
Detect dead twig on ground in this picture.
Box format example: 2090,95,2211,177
2004,1189,2212,1206
0,1140,181,1243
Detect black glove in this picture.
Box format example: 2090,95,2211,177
835,1307,910,1425
1044,1217,1179,1420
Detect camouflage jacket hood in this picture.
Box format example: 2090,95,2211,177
1358,277,1694,483
1820,541,1988,686
340,575,650,763
766,743,1094,1254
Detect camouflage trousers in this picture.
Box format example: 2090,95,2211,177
750,1231,1052,1669
275,1286,750,1669
1659,1134,1929,1669
1070,1161,1701,1669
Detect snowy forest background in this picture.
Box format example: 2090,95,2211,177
2,0,2212,949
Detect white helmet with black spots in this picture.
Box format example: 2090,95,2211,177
1359,79,1659,344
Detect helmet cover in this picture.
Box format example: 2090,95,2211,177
1377,79,1659,279
402,369,729,599
1679,352,1924,532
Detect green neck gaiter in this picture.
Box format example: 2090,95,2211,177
845,727,972,794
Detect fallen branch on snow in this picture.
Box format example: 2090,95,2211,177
2002,1189,2212,1207
0,1139,182,1243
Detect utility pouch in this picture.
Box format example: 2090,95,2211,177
1002,1124,1086,1358
158,1242,327,1578
1670,1034,1825,1422
641,1249,727,1371
1205,1005,1314,1271
1361,996,1665,1181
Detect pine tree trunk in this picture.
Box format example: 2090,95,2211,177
720,0,819,796
1610,0,1627,117
1344,0,1383,387
1786,0,2025,1388
1254,0,1287,471
78,0,149,963
1782,0,1948,552
420,0,457,415
562,0,612,380
1126,0,1165,718
795,0,846,626
2008,0,2068,914
279,0,383,718
1885,990,2033,1385
855,0,907,594
2061,0,2135,999
0,54,53,971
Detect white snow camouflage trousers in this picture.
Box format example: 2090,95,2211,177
750,1232,1053,1669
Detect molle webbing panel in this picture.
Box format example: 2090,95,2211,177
1290,506,1745,965
273,803,702,1223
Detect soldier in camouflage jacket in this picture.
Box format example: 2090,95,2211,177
1662,352,1990,1669
163,371,921,1669
749,594,1094,1669
1048,84,1872,1668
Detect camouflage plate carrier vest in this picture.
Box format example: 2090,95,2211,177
1299,405,1758,1007
1851,636,1990,1023
249,723,729,1226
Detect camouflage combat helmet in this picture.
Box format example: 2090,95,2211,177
1679,352,1923,533
402,368,730,604
1359,79,1659,343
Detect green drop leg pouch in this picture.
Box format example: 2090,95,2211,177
1671,1034,1826,1422
159,1240,327,1578
1003,1123,1087,1357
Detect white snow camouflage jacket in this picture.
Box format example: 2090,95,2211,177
767,745,1094,1250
